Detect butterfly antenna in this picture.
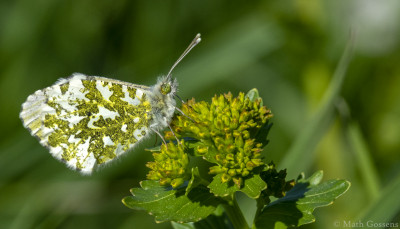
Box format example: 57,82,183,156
166,33,201,80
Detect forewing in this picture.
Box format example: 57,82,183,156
20,73,152,174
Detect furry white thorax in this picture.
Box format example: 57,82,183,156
147,75,178,131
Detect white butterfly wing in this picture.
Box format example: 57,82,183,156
20,73,153,174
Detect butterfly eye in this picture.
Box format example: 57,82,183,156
160,83,172,95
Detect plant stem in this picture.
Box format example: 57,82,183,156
223,196,249,229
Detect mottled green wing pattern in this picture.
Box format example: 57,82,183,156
20,73,153,174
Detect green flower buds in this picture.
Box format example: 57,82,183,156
166,92,273,188
146,140,189,189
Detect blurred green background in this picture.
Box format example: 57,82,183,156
1,0,400,228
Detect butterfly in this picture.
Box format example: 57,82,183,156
20,34,201,175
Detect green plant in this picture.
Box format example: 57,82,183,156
122,89,350,229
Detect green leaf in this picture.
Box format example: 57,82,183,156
245,88,262,105
208,174,267,199
185,167,210,195
297,170,323,185
122,180,222,223
254,171,350,228
171,206,234,229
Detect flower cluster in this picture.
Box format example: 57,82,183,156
164,92,272,187
146,141,189,188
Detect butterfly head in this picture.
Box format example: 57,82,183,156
160,82,171,95
160,78,176,96
155,76,178,98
